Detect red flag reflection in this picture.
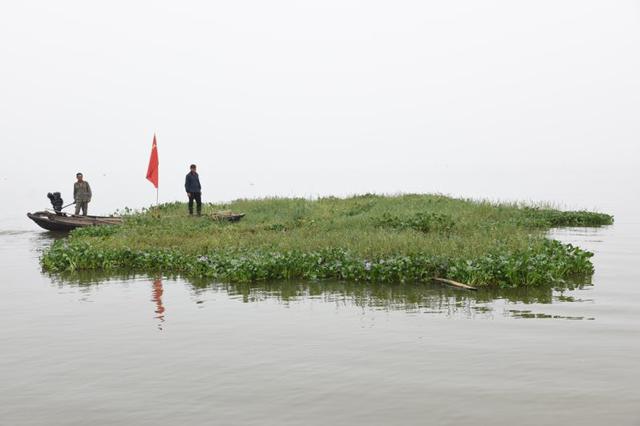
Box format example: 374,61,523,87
152,278,165,330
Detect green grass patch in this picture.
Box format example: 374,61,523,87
41,194,613,288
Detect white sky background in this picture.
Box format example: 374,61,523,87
0,0,639,223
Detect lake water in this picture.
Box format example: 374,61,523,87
3,0,640,422
1,200,639,425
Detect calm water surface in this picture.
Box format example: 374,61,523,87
1,217,639,425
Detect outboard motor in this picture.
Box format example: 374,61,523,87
47,192,64,212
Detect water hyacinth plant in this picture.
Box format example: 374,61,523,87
41,194,613,288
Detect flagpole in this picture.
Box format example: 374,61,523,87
156,131,158,206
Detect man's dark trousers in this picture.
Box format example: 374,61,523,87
189,192,202,215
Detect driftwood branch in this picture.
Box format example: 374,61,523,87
432,277,478,291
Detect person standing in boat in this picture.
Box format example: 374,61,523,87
73,172,92,216
185,164,202,216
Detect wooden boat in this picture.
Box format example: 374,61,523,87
27,210,123,232
210,211,246,222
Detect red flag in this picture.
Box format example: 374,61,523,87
146,134,159,188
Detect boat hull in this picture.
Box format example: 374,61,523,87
27,211,122,232
211,212,245,222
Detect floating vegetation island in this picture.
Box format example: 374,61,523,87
41,194,613,288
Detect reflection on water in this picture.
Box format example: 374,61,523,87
507,309,594,320
151,279,166,330
48,271,593,322
17,224,611,325
205,280,592,318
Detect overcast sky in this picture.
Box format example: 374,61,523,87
0,1,638,222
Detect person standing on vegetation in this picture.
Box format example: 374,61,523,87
73,172,92,216
185,164,202,216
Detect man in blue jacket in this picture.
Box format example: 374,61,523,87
185,164,202,216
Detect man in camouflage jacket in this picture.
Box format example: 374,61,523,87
73,172,92,216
